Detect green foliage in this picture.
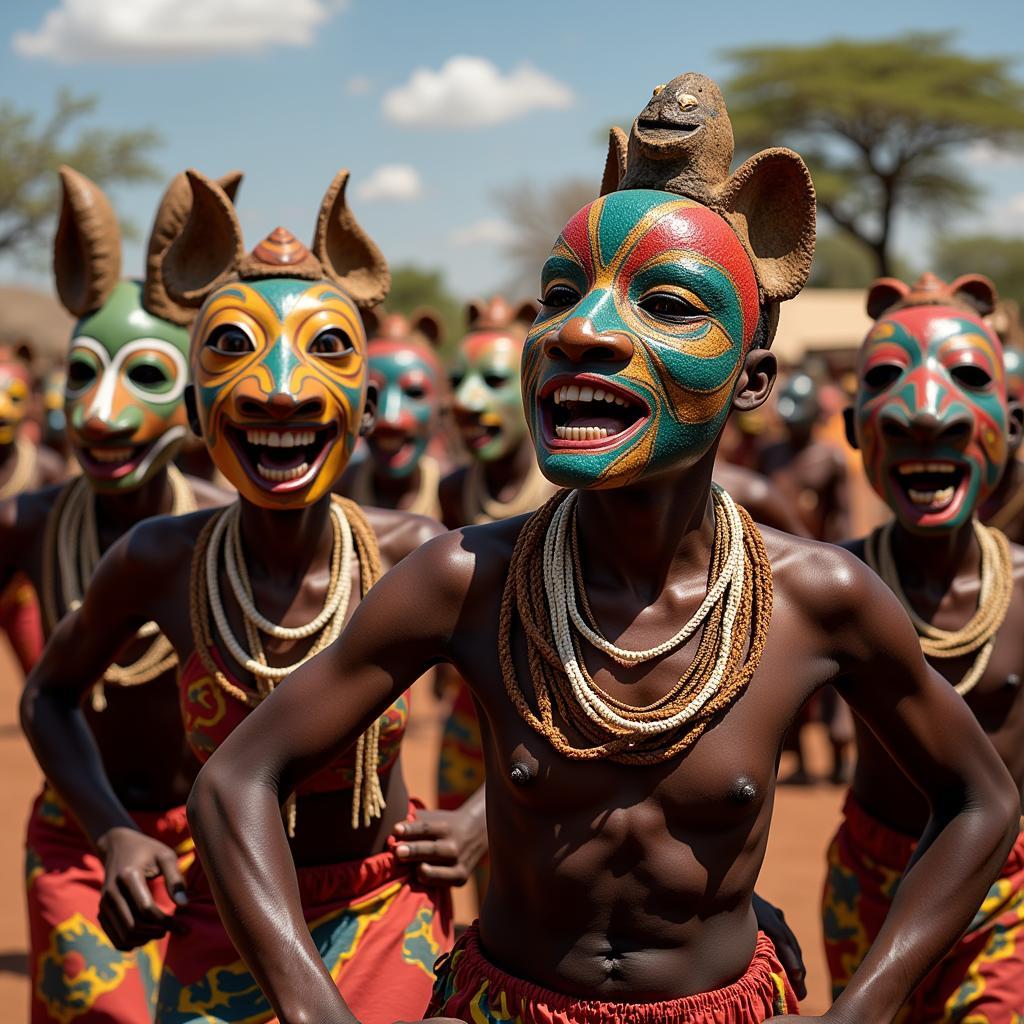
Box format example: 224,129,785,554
724,34,1024,276
0,90,160,260
810,232,914,289
933,234,1024,308
495,178,597,297
384,265,465,358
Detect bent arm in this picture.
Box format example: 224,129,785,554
827,561,1018,1022
20,528,164,846
188,534,467,1024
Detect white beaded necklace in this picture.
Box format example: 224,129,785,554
542,483,746,736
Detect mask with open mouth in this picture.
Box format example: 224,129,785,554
161,169,390,509
0,348,32,447
53,167,242,493
853,274,1009,533
523,190,761,489
365,311,444,480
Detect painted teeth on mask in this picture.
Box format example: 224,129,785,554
244,429,316,447
89,447,133,463
907,485,956,507
896,461,956,476
554,425,614,440
256,461,311,482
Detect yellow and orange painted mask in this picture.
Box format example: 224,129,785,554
190,276,368,509
0,348,33,447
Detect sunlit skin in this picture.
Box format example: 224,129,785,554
523,190,759,490
176,187,1018,1024
67,280,191,494
366,337,444,480
192,279,367,508
450,333,528,463
853,305,1008,534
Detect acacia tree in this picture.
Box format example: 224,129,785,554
934,235,1024,309
0,90,160,260
724,34,1024,276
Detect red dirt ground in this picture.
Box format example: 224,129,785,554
0,642,843,1017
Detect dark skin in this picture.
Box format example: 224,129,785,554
6,464,225,811
711,459,811,538
980,457,1024,545
760,422,850,543
187,346,1018,1024
20,387,488,955
439,436,540,529
0,433,65,490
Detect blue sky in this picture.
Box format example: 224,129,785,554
1,0,1022,301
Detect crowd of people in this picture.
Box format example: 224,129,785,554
3,70,1024,1022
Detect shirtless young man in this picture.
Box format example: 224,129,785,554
186,74,1019,1024
10,167,230,1023
827,272,1024,1021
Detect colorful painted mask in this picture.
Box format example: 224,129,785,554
366,315,444,479
192,276,367,509
522,189,760,490
0,350,32,446
66,280,190,491
450,331,527,463
42,368,67,443
853,305,1009,533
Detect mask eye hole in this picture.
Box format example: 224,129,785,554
541,284,581,310
67,359,97,390
449,372,464,389
405,385,426,400
207,324,255,355
637,292,706,324
310,328,355,358
863,364,902,390
127,363,170,389
950,364,992,391
484,373,509,389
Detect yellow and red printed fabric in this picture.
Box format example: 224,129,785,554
824,792,1024,1022
25,785,193,1024
426,924,796,1024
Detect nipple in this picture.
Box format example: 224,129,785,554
732,777,758,804
509,761,535,787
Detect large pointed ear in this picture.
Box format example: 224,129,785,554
717,148,816,304
866,277,910,320
466,299,485,329
411,308,444,349
162,170,245,309
144,170,244,324
600,126,628,197
54,165,122,318
513,299,541,328
311,170,390,310
951,274,997,318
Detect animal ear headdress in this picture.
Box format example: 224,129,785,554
161,169,390,312
866,272,999,321
600,72,816,315
363,309,444,350
465,296,540,335
54,165,244,325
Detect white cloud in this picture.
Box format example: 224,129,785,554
450,218,517,247
354,165,423,202
966,140,1024,167
1009,193,1024,216
13,0,344,61
345,75,371,97
382,56,574,129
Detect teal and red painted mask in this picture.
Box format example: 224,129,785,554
191,275,368,509
367,317,444,479
853,306,1009,533
451,331,527,463
66,280,190,491
522,189,760,489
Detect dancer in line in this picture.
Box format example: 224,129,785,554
11,166,233,1023
827,271,1024,1021
22,168,486,1024
187,74,1018,1024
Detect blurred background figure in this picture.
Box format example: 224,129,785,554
339,308,447,517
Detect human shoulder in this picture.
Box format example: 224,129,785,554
362,504,447,567
117,506,217,578
35,446,68,487
0,483,63,544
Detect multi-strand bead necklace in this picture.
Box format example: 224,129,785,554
190,496,385,829
499,484,773,764
866,519,1013,696
43,466,196,710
